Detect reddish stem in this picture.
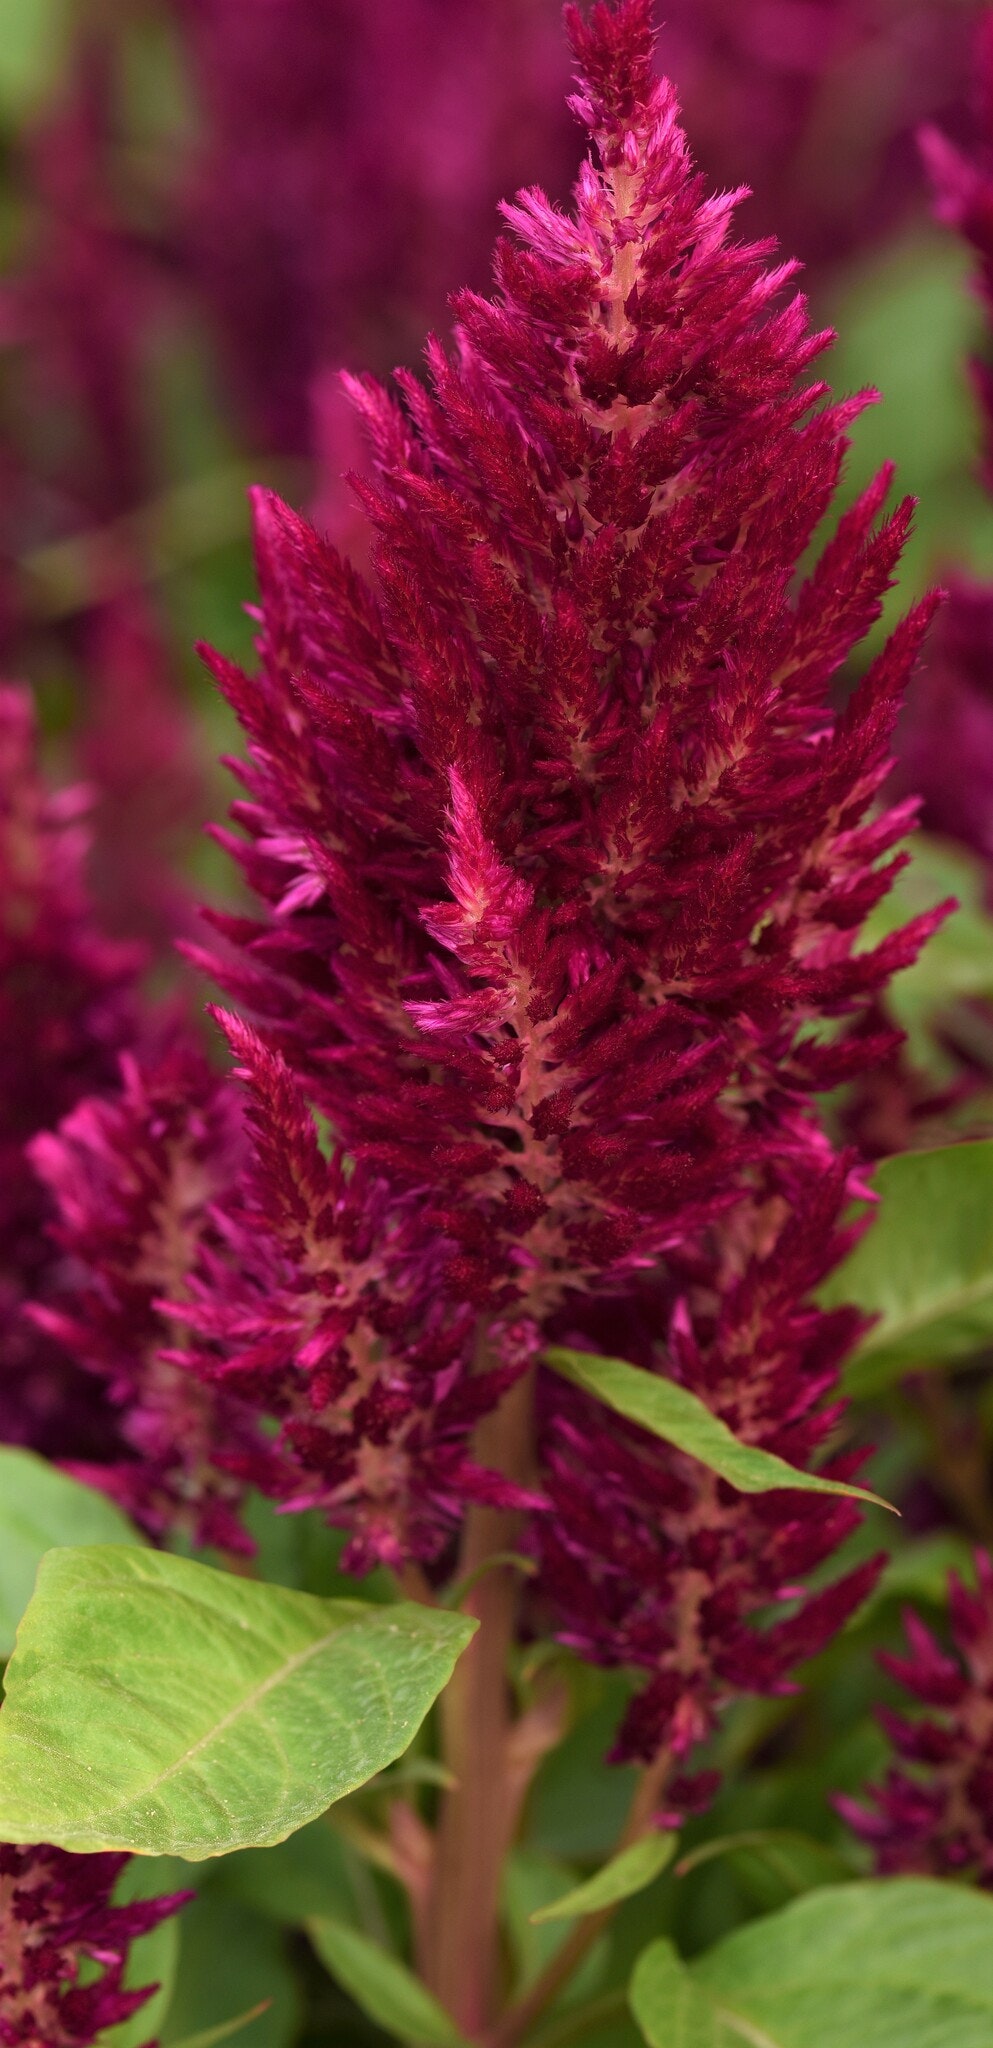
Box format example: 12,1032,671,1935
419,1367,535,2035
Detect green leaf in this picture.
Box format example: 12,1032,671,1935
161,1894,298,2048
208,1820,358,1926
308,1918,471,2047
630,1941,726,2048
531,1833,676,1924
631,1881,993,2048
820,1142,993,1395
161,2004,271,2048
544,1351,890,1508
856,836,993,1074
0,1546,476,1858
0,1447,142,1658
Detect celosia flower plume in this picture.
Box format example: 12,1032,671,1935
839,1550,993,1883
0,1845,188,2048
174,0,940,1768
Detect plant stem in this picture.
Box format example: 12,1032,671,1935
420,1366,535,2036
486,1747,672,2048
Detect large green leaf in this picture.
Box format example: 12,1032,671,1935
0,1447,142,1658
308,1918,470,2047
820,1142,993,1395
545,1351,889,1507
631,1881,993,2047
531,1833,675,1924
0,1547,476,1858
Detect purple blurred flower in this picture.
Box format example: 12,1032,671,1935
0,684,135,1458
179,0,938,1762
0,1843,188,2048
890,28,993,888
660,0,977,269
165,0,578,454
838,1550,993,1882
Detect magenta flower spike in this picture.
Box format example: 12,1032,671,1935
0,1844,189,2047
181,0,941,1767
838,1551,993,1885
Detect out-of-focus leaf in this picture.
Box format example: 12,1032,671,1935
633,1880,993,2048
821,1142,993,1394
0,0,70,118
308,1919,470,2046
675,1831,850,1893
162,1894,299,2048
630,1941,724,2048
857,836,993,1072
160,2004,271,2048
100,1857,187,2048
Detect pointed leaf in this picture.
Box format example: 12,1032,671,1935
820,1142,993,1395
0,1447,142,1658
308,1918,471,2047
531,1832,676,1923
544,1351,890,1508
0,1547,476,1858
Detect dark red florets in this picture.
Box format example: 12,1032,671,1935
0,1844,189,2048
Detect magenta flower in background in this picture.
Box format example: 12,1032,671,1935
659,0,977,269
0,1844,188,2048
165,0,578,455
172,0,943,1770
0,684,136,1459
839,1550,993,1883
888,17,993,891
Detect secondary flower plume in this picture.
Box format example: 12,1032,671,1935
170,0,942,1765
839,1551,993,1884
0,1844,188,2047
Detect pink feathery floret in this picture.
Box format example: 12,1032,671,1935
0,1843,189,2047
28,1043,260,1552
188,0,940,1758
838,1551,993,1884
0,684,136,1458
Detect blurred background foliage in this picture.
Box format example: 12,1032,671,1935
0,0,990,950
